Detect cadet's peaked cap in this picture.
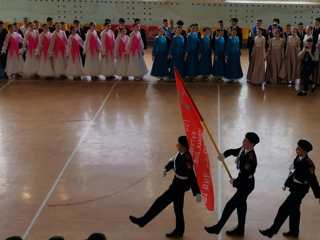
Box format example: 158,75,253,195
245,132,260,145
298,139,313,152
6,237,23,240
87,233,107,240
178,136,189,149
48,237,64,240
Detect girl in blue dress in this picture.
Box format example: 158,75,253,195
212,30,226,80
199,27,213,79
185,24,200,79
224,28,243,81
169,27,185,79
151,28,169,80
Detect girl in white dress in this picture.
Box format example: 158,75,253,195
115,28,129,80
127,24,148,80
66,26,84,80
83,22,101,80
1,24,24,79
23,22,39,78
37,24,54,78
100,19,115,79
49,22,68,78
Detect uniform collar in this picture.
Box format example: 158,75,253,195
179,151,186,155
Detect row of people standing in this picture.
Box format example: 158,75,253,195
151,21,243,81
247,18,320,95
0,20,148,80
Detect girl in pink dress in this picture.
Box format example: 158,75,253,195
1,24,24,79
66,26,84,80
115,28,129,80
49,22,68,78
83,22,101,80
37,24,54,78
100,19,115,79
127,24,148,80
23,22,39,77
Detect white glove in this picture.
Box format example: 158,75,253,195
217,153,224,162
195,194,202,203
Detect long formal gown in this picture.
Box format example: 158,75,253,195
100,29,115,77
49,30,68,77
23,29,39,77
247,35,266,85
169,34,185,77
266,37,285,84
66,33,83,78
114,34,129,77
151,35,169,78
285,35,301,82
1,32,24,76
199,35,213,76
313,34,320,85
212,36,225,77
127,31,148,78
83,30,101,77
37,31,54,77
224,36,243,80
185,32,200,77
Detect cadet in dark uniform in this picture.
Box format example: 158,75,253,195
129,136,201,239
260,140,320,238
205,132,260,237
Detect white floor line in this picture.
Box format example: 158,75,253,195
22,82,118,240
0,79,14,92
217,84,223,240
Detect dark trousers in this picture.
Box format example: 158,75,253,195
140,183,187,235
270,192,305,235
0,53,6,80
300,71,313,92
215,183,254,231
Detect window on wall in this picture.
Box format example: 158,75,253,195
224,0,319,4
191,0,318,4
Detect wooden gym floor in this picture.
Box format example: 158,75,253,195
0,51,319,240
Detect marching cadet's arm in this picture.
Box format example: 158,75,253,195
223,147,242,158
189,167,201,196
164,154,176,172
307,161,320,199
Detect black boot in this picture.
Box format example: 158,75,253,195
129,215,144,227
283,231,299,238
204,225,221,235
226,227,244,236
165,230,183,239
259,228,275,238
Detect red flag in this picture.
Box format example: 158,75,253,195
175,69,214,211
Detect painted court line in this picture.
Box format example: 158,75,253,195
217,84,223,240
22,82,118,240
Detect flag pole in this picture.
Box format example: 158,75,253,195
200,120,233,180
175,68,233,180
